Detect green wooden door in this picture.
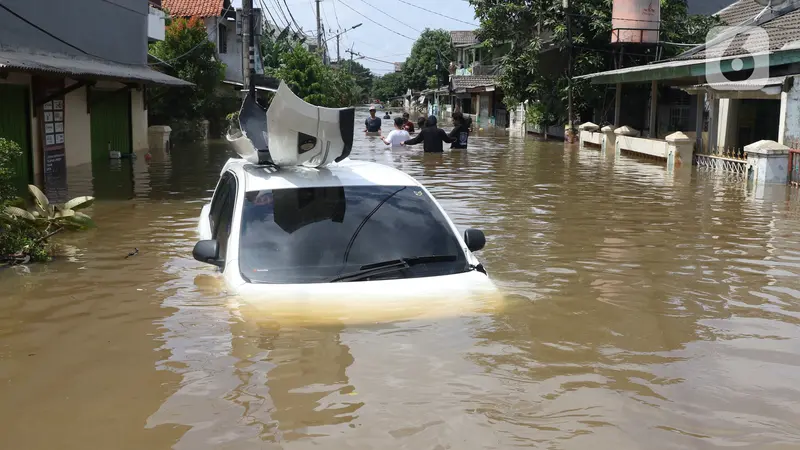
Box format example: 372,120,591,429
0,84,32,191
90,90,131,160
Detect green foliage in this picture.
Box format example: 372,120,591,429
0,185,95,264
0,138,22,204
339,59,374,98
0,220,49,263
470,0,721,124
269,44,362,107
371,72,406,102
401,29,454,91
148,17,226,135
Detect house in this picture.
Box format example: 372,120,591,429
0,0,189,195
164,0,309,90
447,30,519,129
578,0,800,152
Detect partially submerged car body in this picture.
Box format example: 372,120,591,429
193,81,494,298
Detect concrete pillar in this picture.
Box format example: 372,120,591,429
665,131,694,174
778,76,800,146
614,125,639,157
695,93,704,153
578,122,599,148
614,83,622,127
708,96,719,153
601,125,617,153
148,125,172,152
745,140,790,184
649,80,658,138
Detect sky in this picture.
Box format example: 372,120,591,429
232,0,479,76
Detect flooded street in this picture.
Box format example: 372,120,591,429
4,110,800,449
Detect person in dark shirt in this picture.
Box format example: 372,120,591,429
449,111,470,150
402,112,415,133
383,111,391,119
401,115,455,153
416,116,427,131
364,106,382,133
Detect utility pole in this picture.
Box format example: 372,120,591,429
564,0,574,142
242,0,252,95
316,0,323,59
346,47,356,74
336,33,340,63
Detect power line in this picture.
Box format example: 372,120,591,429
395,0,479,27
282,0,304,32
336,0,416,41
351,0,422,33
330,0,342,30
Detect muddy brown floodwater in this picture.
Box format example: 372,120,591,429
4,109,800,449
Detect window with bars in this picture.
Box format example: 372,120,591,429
669,92,691,131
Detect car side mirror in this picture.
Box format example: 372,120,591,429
464,228,486,252
193,240,223,267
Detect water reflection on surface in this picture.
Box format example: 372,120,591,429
3,111,800,449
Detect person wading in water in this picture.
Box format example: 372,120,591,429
401,115,455,153
364,106,382,135
448,111,470,151
402,112,415,133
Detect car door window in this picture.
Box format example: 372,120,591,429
214,176,237,261
209,172,234,236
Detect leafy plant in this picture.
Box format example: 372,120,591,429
0,138,23,204
400,29,454,92
4,185,95,234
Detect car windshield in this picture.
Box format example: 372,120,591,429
239,185,468,284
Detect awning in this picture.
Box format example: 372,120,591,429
575,48,800,85
0,48,192,86
679,76,787,97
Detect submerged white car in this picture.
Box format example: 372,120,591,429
194,158,493,296
192,80,493,297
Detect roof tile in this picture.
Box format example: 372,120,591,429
163,0,223,18
451,75,496,91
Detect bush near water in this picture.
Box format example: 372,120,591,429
0,138,96,265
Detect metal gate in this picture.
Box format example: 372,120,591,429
0,84,32,190
90,89,131,160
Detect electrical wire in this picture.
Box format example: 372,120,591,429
395,0,479,27
331,0,343,30
351,0,422,33
269,0,294,31
282,0,304,32
336,0,416,41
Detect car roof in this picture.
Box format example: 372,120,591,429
224,158,422,191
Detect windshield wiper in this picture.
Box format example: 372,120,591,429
329,255,459,283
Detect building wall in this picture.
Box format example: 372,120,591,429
131,89,148,152
205,17,243,83
0,0,148,65
64,85,92,169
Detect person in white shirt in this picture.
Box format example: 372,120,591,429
381,117,411,147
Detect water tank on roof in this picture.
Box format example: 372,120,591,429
611,0,661,44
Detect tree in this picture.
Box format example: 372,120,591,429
371,72,406,102
470,0,720,124
148,18,225,126
271,44,361,107
401,29,454,91
338,59,374,98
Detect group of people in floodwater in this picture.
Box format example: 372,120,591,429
363,105,472,153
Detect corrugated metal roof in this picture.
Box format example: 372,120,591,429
693,76,786,90
450,30,478,46
162,0,223,17
450,75,496,92
0,48,192,86
575,48,800,84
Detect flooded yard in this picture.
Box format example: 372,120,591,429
3,112,800,449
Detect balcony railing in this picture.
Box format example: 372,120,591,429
453,64,501,77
